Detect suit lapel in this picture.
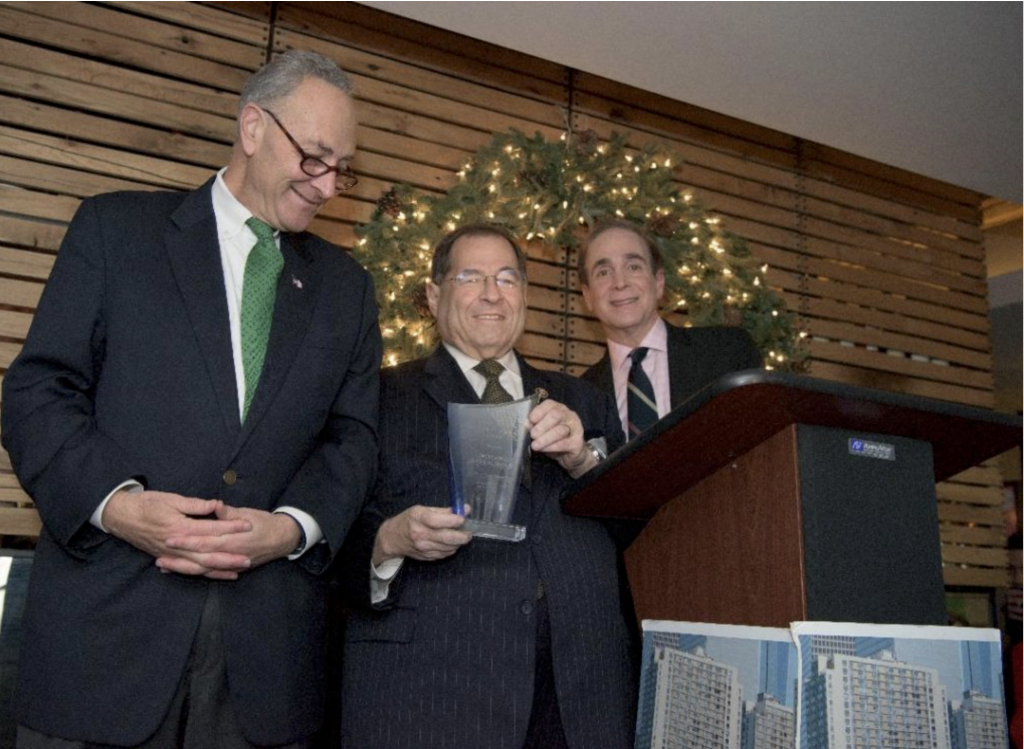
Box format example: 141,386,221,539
589,351,614,395
166,182,240,441
238,233,321,441
666,322,692,410
517,355,546,406
422,346,479,412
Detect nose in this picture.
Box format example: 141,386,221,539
611,267,628,288
478,275,503,301
308,169,338,199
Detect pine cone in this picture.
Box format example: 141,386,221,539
648,214,681,238
573,129,599,156
376,187,402,218
519,170,547,190
412,283,432,319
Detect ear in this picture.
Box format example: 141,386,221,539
237,103,264,157
655,268,666,301
426,281,440,318
580,282,593,313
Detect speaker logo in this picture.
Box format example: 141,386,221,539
848,438,896,461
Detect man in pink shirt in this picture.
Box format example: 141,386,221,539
578,220,762,441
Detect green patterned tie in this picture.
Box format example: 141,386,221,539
241,217,284,421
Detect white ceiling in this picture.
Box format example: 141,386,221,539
363,2,1022,203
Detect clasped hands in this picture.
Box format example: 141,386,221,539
103,490,302,580
373,399,596,566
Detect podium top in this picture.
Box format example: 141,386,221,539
564,370,1022,520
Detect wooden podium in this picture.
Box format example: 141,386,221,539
564,371,1022,628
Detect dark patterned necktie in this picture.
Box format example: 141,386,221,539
241,217,284,421
627,347,658,439
474,359,514,403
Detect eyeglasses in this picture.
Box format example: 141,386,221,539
447,269,524,290
262,108,358,192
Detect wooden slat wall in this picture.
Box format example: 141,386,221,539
0,2,1009,589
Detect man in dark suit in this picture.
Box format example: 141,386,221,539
579,220,762,440
340,225,636,749
1,51,380,748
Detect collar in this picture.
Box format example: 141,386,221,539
212,168,278,246
443,342,522,380
608,317,668,374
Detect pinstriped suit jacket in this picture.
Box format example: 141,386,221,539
340,346,636,749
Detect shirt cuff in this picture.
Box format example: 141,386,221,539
91,480,144,532
274,507,323,560
370,556,404,604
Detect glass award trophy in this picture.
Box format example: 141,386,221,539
447,392,538,542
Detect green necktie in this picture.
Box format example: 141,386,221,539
241,217,284,421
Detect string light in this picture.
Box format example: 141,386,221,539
355,130,803,369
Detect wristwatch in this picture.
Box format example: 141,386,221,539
585,438,607,465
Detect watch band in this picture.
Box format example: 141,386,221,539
585,439,607,464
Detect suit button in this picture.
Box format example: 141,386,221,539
520,600,534,616
222,469,237,486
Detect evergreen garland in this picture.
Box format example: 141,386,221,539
355,129,806,369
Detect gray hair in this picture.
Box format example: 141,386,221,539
238,50,353,115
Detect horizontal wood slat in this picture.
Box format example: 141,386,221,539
0,277,44,310
275,30,567,128
0,341,23,370
0,214,68,254
115,2,272,45
809,362,993,407
1,4,256,88
941,525,1007,548
0,94,230,169
0,154,158,199
272,3,568,101
0,308,34,340
0,59,235,140
0,126,211,191
0,508,40,536
942,567,1010,589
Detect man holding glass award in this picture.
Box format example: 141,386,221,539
340,225,636,749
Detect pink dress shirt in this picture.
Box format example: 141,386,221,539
606,318,671,439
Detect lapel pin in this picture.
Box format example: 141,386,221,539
291,275,303,290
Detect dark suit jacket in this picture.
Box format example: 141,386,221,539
581,321,763,432
339,347,636,749
0,180,381,745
